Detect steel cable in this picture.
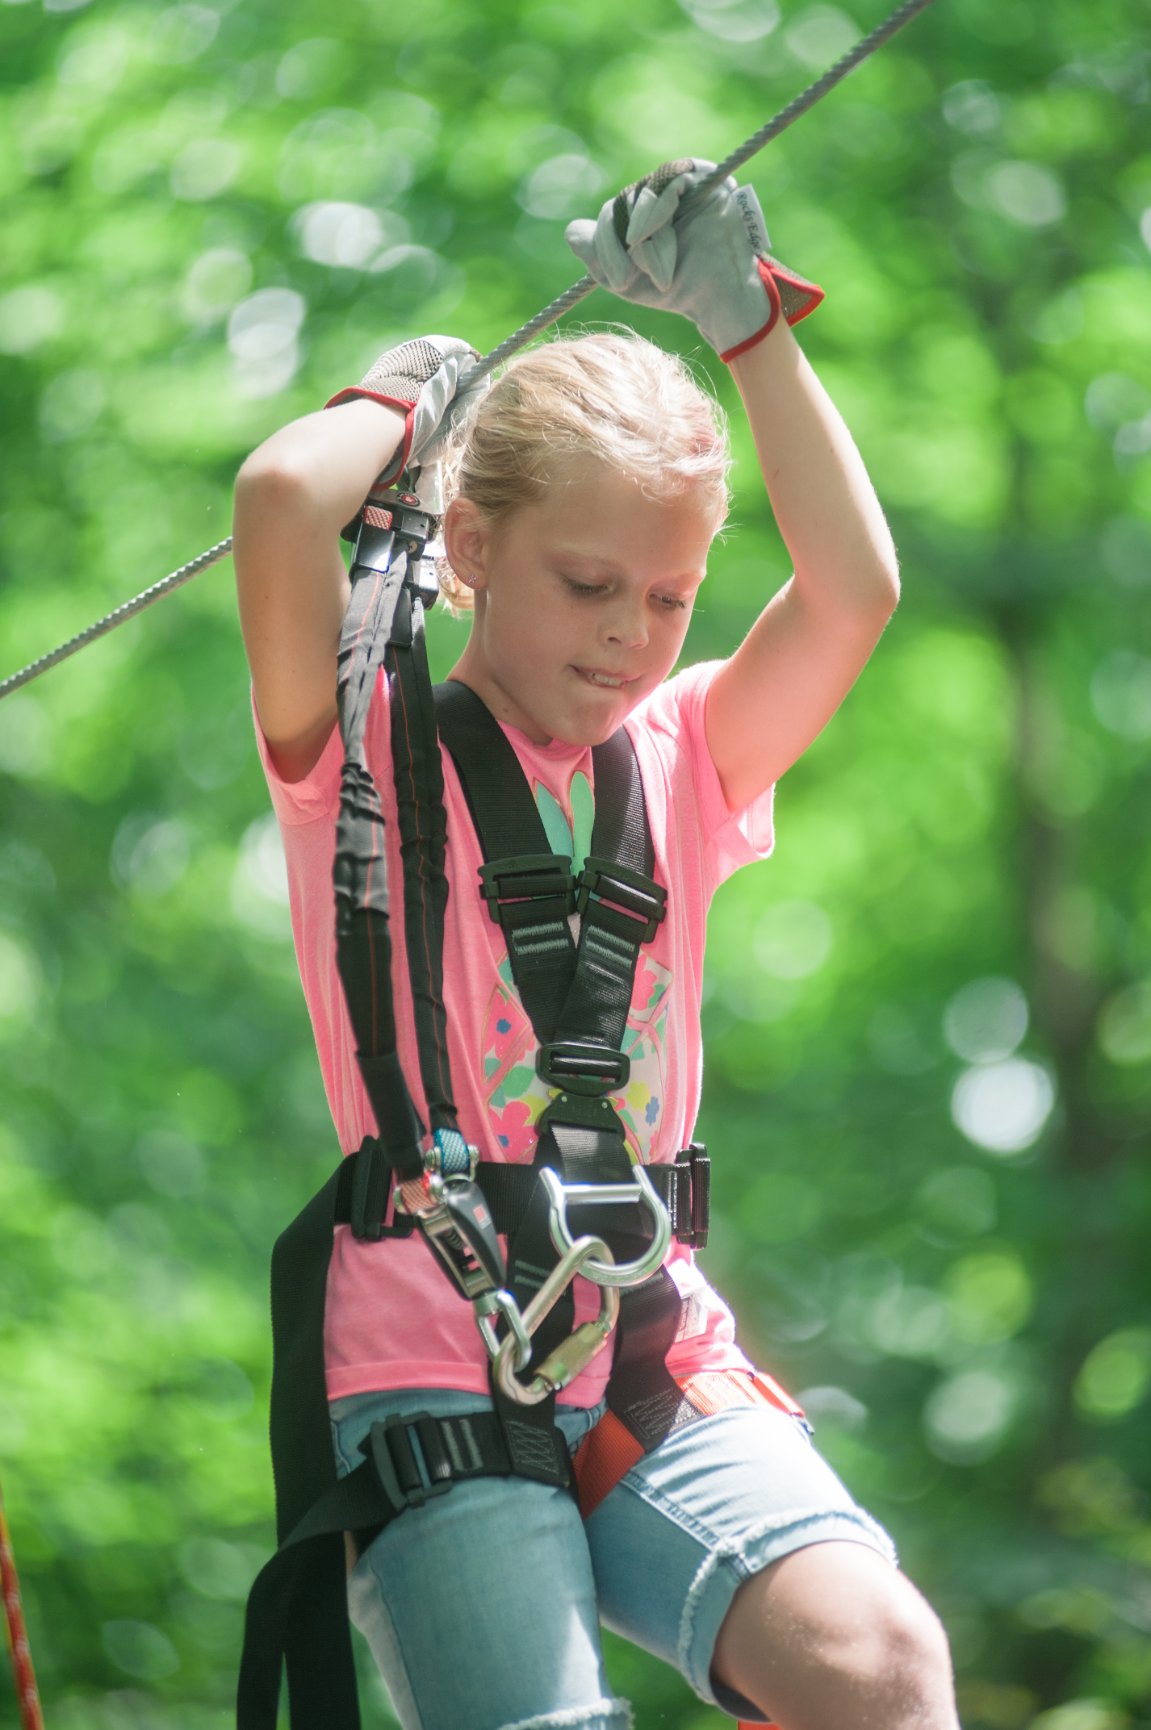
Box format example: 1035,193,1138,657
0,0,934,703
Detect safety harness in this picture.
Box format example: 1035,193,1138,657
236,487,798,1729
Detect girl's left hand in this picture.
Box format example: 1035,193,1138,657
566,159,823,363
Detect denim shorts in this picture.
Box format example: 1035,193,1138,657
329,1387,896,1730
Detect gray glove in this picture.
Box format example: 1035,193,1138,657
326,334,487,494
566,159,823,362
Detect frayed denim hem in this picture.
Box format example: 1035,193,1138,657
501,1698,633,1730
677,1506,899,1710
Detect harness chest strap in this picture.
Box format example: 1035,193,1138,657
338,1132,711,1250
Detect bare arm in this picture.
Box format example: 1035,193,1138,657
233,397,406,781
706,321,900,810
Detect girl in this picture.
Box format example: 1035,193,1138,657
233,162,960,1730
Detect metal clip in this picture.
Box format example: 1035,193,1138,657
492,1236,620,1406
415,1175,506,1301
474,1288,533,1374
425,1127,478,1180
540,1164,672,1288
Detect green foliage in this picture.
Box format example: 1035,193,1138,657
2,0,1149,1725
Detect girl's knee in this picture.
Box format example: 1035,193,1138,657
850,1573,955,1698
714,1543,958,1728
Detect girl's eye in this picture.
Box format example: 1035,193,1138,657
560,575,690,611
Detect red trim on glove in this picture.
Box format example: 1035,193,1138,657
323,387,415,484
720,259,825,365
719,265,782,365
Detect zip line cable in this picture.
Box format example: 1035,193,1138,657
1,1490,44,1730
477,0,935,378
0,0,934,704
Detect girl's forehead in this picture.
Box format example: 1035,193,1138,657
502,471,716,588
524,461,720,538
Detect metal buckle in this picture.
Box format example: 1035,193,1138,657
536,1039,630,1096
576,857,667,943
540,1164,672,1288
490,1236,620,1407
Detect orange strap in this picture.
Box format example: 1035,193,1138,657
572,1368,805,1520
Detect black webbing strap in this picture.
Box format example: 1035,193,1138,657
334,515,463,1175
238,1405,571,1728
434,679,665,1064
333,534,425,1179
260,1161,358,1730
387,581,457,1136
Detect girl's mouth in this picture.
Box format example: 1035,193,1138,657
575,667,632,689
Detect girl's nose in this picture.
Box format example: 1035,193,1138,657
602,596,648,650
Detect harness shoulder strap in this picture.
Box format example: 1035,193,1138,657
433,680,697,1448
433,678,666,1077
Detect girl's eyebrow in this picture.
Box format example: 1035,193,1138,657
551,547,623,574
555,548,708,586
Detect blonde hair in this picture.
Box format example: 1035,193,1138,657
437,329,730,610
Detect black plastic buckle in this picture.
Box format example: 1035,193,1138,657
364,1413,453,1513
677,1141,710,1250
365,489,434,549
346,483,435,568
537,1090,628,1135
537,1039,630,1096
478,854,574,925
577,857,667,942
348,1136,416,1240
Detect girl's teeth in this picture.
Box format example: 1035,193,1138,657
588,671,622,687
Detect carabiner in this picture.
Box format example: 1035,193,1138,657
539,1164,672,1288
492,1235,620,1407
474,1288,533,1374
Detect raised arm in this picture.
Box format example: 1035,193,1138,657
568,160,900,809
707,324,899,809
233,399,406,782
233,335,482,783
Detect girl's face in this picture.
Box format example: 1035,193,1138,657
447,463,718,746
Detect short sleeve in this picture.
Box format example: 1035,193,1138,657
635,661,775,890
251,691,343,827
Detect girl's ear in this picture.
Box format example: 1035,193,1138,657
443,496,490,592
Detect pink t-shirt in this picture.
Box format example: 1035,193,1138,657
256,659,775,1404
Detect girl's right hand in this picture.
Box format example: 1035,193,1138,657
326,334,487,493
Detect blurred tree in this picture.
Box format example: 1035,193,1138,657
1,0,1148,1726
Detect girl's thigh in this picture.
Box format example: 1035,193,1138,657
584,1405,897,1723
330,1390,627,1730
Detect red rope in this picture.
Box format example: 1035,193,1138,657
1,1492,44,1730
